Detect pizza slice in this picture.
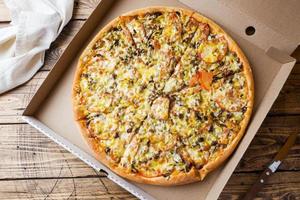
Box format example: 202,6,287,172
201,51,243,79
211,72,248,114
180,119,235,169
74,69,117,119
122,16,147,51
169,100,202,139
86,110,122,163
83,22,136,67
162,22,210,93
120,115,190,178
89,98,151,164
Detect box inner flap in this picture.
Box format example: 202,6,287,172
224,0,300,44
179,0,300,54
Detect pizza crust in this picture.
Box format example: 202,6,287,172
72,6,254,186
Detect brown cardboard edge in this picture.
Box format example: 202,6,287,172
22,116,156,200
23,0,114,116
206,47,296,199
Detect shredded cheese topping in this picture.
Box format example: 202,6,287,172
74,9,250,181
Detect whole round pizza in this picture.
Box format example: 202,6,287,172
72,7,254,185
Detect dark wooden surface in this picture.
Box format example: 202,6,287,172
0,0,299,199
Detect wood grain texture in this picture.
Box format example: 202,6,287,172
0,0,299,199
43,20,85,71
73,0,101,20
0,124,103,180
0,123,298,199
270,63,300,115
0,71,49,124
0,178,137,200
220,172,300,200
0,120,298,180
0,0,101,22
0,172,298,200
236,115,300,172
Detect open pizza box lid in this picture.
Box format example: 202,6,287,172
22,0,298,199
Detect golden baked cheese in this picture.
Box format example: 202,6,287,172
72,7,254,185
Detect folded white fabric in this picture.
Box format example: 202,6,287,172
0,0,74,94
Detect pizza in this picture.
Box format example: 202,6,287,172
72,7,254,185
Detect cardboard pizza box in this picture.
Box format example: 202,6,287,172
22,0,299,199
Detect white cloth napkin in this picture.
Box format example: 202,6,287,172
0,0,74,94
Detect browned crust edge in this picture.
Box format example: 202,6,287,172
72,6,254,186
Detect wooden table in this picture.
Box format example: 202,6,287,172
0,1,299,199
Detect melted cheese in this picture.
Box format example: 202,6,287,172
198,36,227,63
75,10,250,179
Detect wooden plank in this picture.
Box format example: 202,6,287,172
220,172,300,200
270,63,300,115
0,117,298,180
0,124,103,179
0,177,136,200
291,45,300,63
43,20,84,71
236,115,300,172
0,71,49,124
0,0,101,22
0,171,298,199
73,0,101,20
